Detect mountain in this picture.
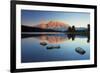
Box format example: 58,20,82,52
34,21,69,31
22,21,89,32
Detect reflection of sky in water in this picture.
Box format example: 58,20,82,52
21,35,90,63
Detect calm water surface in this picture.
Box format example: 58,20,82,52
21,33,90,63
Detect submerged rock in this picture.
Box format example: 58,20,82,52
46,45,60,49
40,42,47,46
75,47,86,55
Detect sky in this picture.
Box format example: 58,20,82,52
21,10,90,27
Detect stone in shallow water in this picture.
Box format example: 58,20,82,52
46,45,60,50
75,47,86,55
40,42,47,46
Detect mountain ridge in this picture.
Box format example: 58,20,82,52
34,21,69,31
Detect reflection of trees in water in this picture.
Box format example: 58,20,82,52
22,33,90,43
67,33,90,43
87,34,90,43
67,34,75,41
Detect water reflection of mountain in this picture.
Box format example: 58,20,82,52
21,33,90,43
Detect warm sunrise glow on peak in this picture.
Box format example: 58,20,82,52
35,21,69,29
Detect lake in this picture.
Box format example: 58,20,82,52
21,33,90,63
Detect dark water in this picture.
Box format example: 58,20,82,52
21,33,90,63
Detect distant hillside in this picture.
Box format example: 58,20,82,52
21,25,61,32
76,27,87,31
